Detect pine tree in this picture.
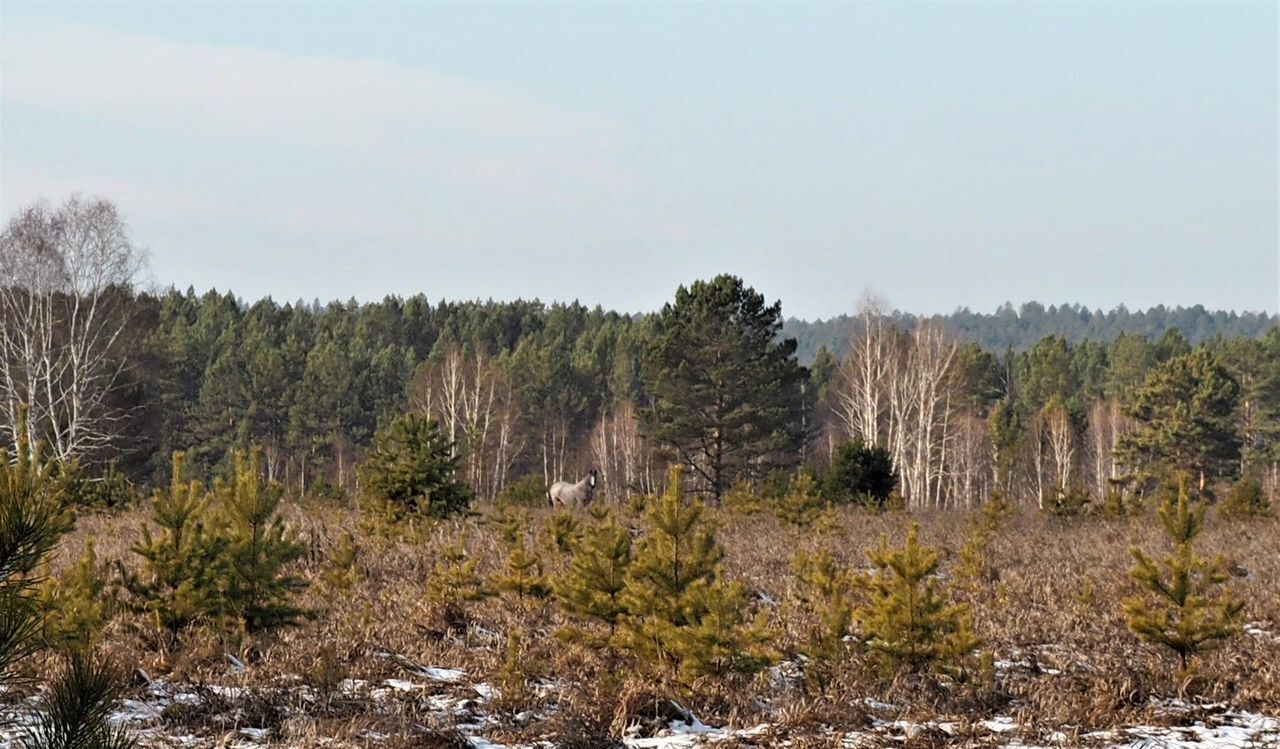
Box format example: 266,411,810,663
21,652,135,749
0,413,73,682
425,540,493,629
793,548,857,662
495,523,551,604
641,275,807,503
555,511,633,647
121,453,230,632
38,540,114,653
772,471,831,527
0,413,132,748
1220,475,1270,518
359,413,472,520
1117,350,1242,497
856,524,978,675
216,449,310,632
823,440,898,507
1124,475,1243,671
617,468,773,681
320,532,361,592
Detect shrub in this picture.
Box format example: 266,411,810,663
823,440,898,507
1220,475,1270,518
496,474,550,507
359,413,472,520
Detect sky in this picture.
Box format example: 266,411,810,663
1,2,1276,320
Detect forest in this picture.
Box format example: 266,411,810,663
2,198,1278,749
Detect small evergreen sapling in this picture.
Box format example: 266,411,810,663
617,468,772,682
1124,475,1243,671
216,449,310,632
772,471,831,527
358,413,472,520
121,453,230,633
793,548,857,662
426,540,493,629
1220,475,1270,518
856,524,978,675
554,511,633,648
495,525,551,604
38,540,114,653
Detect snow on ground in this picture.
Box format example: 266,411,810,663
1,657,1277,749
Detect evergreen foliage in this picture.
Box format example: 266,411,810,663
616,468,773,681
320,532,361,592
823,440,898,507
425,541,493,628
771,471,830,527
641,275,807,503
0,415,74,682
495,524,551,604
554,511,633,647
121,453,229,632
359,414,472,519
38,541,114,653
856,524,978,675
1124,475,1243,671
793,548,857,662
20,652,135,749
1220,475,1270,518
1117,350,1242,497
216,450,310,632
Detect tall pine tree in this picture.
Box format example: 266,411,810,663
641,275,806,503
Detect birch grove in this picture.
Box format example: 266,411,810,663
0,197,145,461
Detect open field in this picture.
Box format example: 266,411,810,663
9,500,1277,748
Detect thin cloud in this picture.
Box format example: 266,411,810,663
2,23,632,194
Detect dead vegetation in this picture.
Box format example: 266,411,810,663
26,498,1280,746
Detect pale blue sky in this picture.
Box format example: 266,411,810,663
1,2,1276,318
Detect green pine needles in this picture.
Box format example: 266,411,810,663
122,450,310,635
1124,475,1243,671
856,523,978,675
217,449,310,632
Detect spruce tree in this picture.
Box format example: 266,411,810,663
1124,475,1243,671
217,449,310,632
617,468,772,681
554,511,633,647
856,524,978,675
641,275,807,503
122,453,230,632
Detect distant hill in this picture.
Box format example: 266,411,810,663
784,303,1277,365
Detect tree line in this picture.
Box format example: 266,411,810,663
2,197,1277,510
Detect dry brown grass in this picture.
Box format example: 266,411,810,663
43,497,1280,745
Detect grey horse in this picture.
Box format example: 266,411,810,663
549,469,598,509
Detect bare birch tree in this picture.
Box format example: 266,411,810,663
0,196,146,461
